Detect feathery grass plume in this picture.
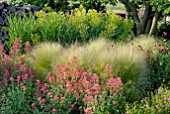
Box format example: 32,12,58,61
83,38,114,72
112,44,148,86
91,40,148,84
85,38,113,52
61,38,111,67
131,35,157,52
63,38,148,84
62,45,92,66
28,42,64,80
28,38,148,85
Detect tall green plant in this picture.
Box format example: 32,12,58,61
6,14,36,50
146,39,170,90
7,8,133,47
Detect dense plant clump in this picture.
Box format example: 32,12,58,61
145,40,170,90
126,86,170,113
27,42,64,79
7,14,36,50
46,56,125,113
28,38,148,85
27,36,170,112
7,7,133,49
0,39,56,113
0,38,126,113
0,35,170,113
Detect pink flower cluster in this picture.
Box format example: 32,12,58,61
0,44,4,55
0,39,124,113
10,38,20,55
164,97,170,101
0,39,35,88
46,56,123,113
0,39,57,113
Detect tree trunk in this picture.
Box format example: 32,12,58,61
121,0,151,36
136,24,144,35
149,12,159,36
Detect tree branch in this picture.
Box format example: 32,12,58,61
120,0,140,24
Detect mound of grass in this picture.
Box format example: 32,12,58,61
28,37,154,86
27,42,64,80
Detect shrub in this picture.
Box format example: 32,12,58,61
126,86,170,113
100,10,134,41
144,39,170,90
7,8,133,47
34,11,80,45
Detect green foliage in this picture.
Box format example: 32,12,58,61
22,0,70,11
149,0,170,15
120,0,170,14
146,39,170,90
126,86,170,113
34,11,81,45
24,0,45,7
6,14,36,50
35,8,133,43
123,81,142,103
7,8,133,47
72,0,117,12
156,22,170,39
129,36,170,91
9,0,24,5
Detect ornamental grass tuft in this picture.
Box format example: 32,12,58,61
29,38,149,85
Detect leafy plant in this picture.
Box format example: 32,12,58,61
46,56,126,114
7,7,133,47
0,39,56,113
6,13,36,50
126,86,170,114
0,38,127,113
145,39,170,90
